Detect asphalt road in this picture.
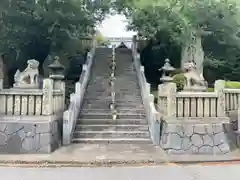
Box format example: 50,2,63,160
0,165,238,180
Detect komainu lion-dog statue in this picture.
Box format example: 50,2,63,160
13,59,40,88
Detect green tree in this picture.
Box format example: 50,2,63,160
0,0,110,84
114,0,240,82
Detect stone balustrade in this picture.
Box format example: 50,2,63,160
0,89,43,116
0,56,66,154
158,80,226,119
0,79,64,116
224,88,240,112
63,38,96,145
176,92,219,117
132,36,160,145
79,37,93,49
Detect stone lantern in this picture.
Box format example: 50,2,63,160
48,56,65,90
159,58,175,83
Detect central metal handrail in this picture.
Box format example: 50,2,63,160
109,45,118,120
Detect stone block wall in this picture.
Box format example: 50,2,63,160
0,116,61,154
159,118,230,154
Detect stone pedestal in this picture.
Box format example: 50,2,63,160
160,118,230,154
183,85,207,92
0,115,62,154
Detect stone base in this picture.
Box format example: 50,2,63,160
160,119,230,154
13,84,39,89
183,86,207,92
0,115,62,154
226,110,239,131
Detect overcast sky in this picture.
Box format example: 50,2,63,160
97,14,136,38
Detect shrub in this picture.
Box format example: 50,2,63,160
225,81,240,89
173,73,186,91
208,88,214,92
170,68,184,76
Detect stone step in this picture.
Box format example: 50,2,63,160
85,89,141,92
73,130,150,139
78,113,146,119
84,91,141,95
81,108,145,114
81,104,144,109
87,84,140,88
76,118,148,125
83,97,142,102
83,97,142,101
86,87,140,90
82,99,143,104
84,94,142,98
82,103,144,109
88,80,139,83
72,137,152,144
75,124,149,131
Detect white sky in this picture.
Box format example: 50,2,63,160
97,14,136,38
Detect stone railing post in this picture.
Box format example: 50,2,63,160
166,83,177,118
48,56,65,110
0,78,3,90
214,80,226,116
132,35,137,54
0,54,4,90
42,78,54,115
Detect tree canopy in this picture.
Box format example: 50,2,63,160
2,0,240,86
114,0,240,82
0,0,110,83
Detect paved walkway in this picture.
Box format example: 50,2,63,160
2,164,240,180
0,144,167,165
0,144,240,166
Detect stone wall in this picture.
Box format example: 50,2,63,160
0,115,61,154
159,118,230,154
156,79,233,154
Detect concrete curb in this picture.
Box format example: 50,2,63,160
0,154,240,167
1,158,240,167
168,155,240,165
0,160,168,167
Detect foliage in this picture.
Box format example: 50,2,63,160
96,30,106,45
207,87,214,92
0,0,110,84
173,73,186,91
225,81,240,89
114,0,240,82
171,68,184,76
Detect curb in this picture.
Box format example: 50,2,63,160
169,155,240,165
172,159,240,165
1,157,240,167
0,160,168,168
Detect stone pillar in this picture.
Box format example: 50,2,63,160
48,56,65,110
181,31,204,75
0,79,3,90
132,35,137,54
159,59,176,120
214,80,226,116
42,78,54,115
48,56,65,90
165,83,177,119
0,54,4,90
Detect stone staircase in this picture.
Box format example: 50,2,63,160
72,47,151,144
